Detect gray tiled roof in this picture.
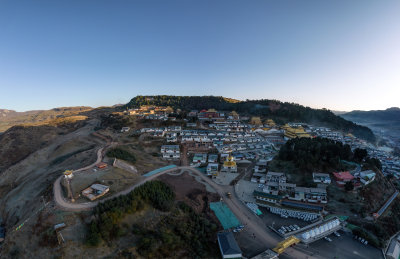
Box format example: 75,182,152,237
217,232,242,256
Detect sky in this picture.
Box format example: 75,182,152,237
0,0,399,112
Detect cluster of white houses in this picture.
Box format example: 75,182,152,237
160,145,180,160
253,171,328,212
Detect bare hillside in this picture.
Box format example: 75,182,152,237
0,119,102,227
0,106,92,132
0,117,88,173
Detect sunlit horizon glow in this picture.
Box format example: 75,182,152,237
0,0,399,112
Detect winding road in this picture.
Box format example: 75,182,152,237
54,159,278,248
53,142,307,257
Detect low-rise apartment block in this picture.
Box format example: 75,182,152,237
161,145,180,160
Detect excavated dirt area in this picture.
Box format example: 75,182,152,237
158,171,221,217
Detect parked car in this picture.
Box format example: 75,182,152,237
324,237,333,242
333,231,341,237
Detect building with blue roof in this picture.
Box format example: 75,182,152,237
217,232,242,259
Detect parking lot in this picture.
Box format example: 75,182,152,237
258,206,314,230
280,231,384,259
213,171,240,185
235,179,259,202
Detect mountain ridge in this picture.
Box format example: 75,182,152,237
340,107,400,123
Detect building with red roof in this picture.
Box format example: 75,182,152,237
332,171,354,186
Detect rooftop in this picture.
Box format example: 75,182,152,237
217,232,242,256
332,171,354,181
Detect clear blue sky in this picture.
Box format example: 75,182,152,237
1,0,399,111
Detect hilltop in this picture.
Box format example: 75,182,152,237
0,107,93,133
126,95,376,142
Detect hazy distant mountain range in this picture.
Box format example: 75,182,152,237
339,107,400,142
340,107,400,125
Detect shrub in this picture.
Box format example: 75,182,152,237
106,148,136,164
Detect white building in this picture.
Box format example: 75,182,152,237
387,236,400,259
312,173,331,184
193,153,207,164
207,163,219,176
121,127,130,133
161,145,180,160
221,154,237,173
359,170,376,185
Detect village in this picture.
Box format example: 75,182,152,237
6,104,397,259
118,105,400,259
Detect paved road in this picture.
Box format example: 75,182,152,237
179,166,279,248
55,163,279,242
54,164,319,257
53,163,179,211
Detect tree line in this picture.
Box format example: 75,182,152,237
86,180,175,246
277,137,380,172
106,147,136,164
135,202,219,258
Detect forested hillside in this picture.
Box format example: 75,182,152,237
276,137,381,172
126,95,375,142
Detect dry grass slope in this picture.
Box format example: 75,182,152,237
0,106,92,132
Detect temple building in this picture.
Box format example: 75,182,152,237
221,153,237,173
282,125,311,140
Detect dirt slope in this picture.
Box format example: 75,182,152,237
0,119,101,227
0,119,88,173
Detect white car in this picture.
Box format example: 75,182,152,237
333,231,341,237
324,237,333,242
